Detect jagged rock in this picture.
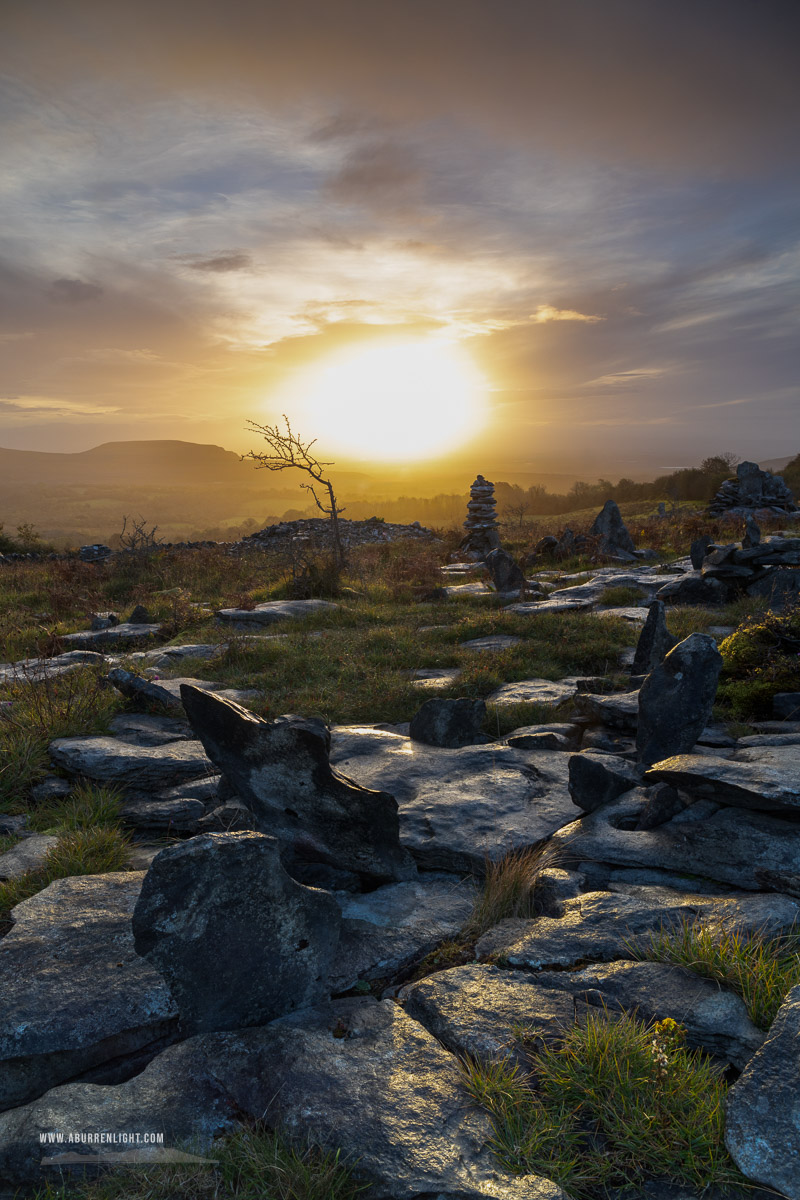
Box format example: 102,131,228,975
132,833,342,1034
636,633,722,766
550,790,800,896
402,961,763,1071
0,835,58,881
573,690,640,730
709,461,796,517
632,601,677,675
180,688,416,884
590,499,636,557
506,723,581,751
645,745,800,814
476,885,800,973
127,604,153,625
690,535,714,569
656,571,733,606
216,598,338,626
48,734,214,789
568,752,640,812
725,984,800,1197
0,874,177,1112
409,697,487,749
635,783,687,829
0,1001,566,1198
330,874,477,992
107,668,258,714
484,547,526,592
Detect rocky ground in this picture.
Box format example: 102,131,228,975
1,512,800,1199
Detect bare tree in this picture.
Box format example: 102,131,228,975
118,514,163,553
243,416,346,569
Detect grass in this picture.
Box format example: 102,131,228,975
597,585,647,607
715,603,800,719
0,826,130,925
631,915,800,1030
31,1123,370,1200
462,845,556,940
461,1009,744,1198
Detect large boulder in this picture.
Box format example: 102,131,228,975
726,984,800,1197
180,686,417,884
132,833,342,1035
48,735,215,790
484,547,526,592
589,500,636,558
636,633,722,766
645,745,800,815
409,697,487,748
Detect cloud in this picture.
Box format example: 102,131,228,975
177,252,253,273
0,394,120,415
48,278,104,304
531,305,603,324
326,143,424,206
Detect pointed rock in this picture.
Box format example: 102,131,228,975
589,499,636,557
132,832,342,1035
636,633,722,766
180,686,417,883
632,600,677,675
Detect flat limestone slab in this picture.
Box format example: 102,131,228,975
0,836,58,880
402,960,763,1070
49,735,215,789
475,886,800,971
0,873,177,1112
330,874,477,992
646,745,800,814
595,607,649,624
460,635,524,652
62,623,161,649
0,1001,566,1199
0,651,105,686
504,598,593,614
409,667,462,691
486,678,579,709
216,599,338,625
550,790,800,896
573,690,640,729
330,727,577,872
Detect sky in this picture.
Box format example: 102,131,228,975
1,0,799,475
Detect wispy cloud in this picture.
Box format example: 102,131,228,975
531,305,603,324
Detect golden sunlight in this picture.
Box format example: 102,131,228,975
278,340,488,461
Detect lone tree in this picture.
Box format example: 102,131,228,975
243,416,346,570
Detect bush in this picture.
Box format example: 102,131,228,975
717,604,800,718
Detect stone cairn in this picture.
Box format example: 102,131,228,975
460,475,501,558
709,461,796,518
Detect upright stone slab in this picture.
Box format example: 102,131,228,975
589,499,636,557
484,547,526,592
180,685,417,883
636,633,722,766
632,600,677,675
409,697,487,749
132,832,342,1034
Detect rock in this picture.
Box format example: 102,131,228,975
29,776,72,803
89,611,120,630
631,601,677,675
0,873,177,1112
725,984,800,1197
461,634,523,652
774,692,800,720
62,623,161,649
709,460,796,517
568,752,640,813
742,514,761,547
690,536,714,569
0,650,105,686
196,800,256,832
573,690,640,730
127,604,153,625
78,543,112,562
551,790,800,896
746,566,800,610
107,669,259,713
409,666,463,690
476,885,800,972
484,547,526,592
0,815,28,836
461,474,502,559
645,745,800,814
0,1001,566,1199
48,735,215,790
216,599,338,626
506,723,580,751
504,596,594,614
330,874,477,992
487,678,580,709
180,688,416,884
119,796,206,832
0,835,58,880
635,783,687,829
107,713,195,746
635,633,722,766
409,697,487,749
589,499,636,557
132,833,342,1035
403,961,763,1071
656,572,733,606
331,726,577,873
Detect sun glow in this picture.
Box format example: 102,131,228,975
278,340,488,461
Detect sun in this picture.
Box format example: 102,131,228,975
278,340,488,461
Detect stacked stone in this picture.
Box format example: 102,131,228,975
658,525,800,609
461,475,501,558
709,461,796,518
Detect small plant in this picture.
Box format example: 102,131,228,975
0,827,130,924
631,915,800,1030
716,602,800,718
117,514,163,553
461,1008,743,1197
462,844,556,940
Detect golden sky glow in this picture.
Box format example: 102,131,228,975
277,340,488,461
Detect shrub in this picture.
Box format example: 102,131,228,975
716,604,800,718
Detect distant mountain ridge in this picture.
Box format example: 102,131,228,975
0,441,248,486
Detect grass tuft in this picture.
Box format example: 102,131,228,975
461,1008,744,1197
630,915,800,1030
462,845,556,940
0,826,130,925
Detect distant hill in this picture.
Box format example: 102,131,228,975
0,441,249,486
759,456,795,473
